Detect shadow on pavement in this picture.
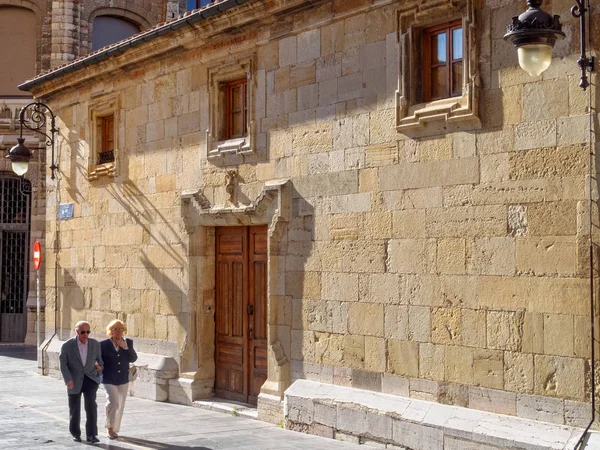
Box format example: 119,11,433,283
0,344,37,361
106,436,212,449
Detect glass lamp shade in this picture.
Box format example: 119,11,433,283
11,160,29,176
7,137,33,176
517,44,553,76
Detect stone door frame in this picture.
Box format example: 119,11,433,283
181,179,292,415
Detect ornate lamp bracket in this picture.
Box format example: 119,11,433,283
571,0,594,89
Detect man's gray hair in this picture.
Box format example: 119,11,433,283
75,321,90,331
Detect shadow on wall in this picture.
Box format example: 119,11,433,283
60,131,188,337
105,179,187,335
107,180,185,267
285,188,316,388
60,269,85,329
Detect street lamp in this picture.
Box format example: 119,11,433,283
7,137,33,176
504,0,594,89
6,101,59,179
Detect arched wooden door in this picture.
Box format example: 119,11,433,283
0,175,31,343
215,226,267,405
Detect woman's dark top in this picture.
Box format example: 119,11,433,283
100,338,138,386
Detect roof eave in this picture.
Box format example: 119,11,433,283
18,0,250,92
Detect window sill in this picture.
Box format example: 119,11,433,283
396,92,480,137
208,135,252,160
88,161,116,181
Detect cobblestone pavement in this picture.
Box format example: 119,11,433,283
0,345,371,450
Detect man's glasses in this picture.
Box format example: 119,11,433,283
79,330,91,334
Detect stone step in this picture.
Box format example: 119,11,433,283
193,397,258,420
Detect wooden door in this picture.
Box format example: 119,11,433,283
215,226,268,404
248,227,267,404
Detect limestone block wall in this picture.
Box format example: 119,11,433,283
27,0,599,429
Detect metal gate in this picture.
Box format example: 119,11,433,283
0,174,31,342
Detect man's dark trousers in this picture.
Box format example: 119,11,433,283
68,375,98,439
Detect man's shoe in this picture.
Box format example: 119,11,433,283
86,436,100,444
72,436,81,442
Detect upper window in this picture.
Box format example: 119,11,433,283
187,0,212,10
396,0,480,136
226,79,247,139
88,95,118,180
92,16,141,51
423,21,463,101
207,57,256,162
98,114,115,164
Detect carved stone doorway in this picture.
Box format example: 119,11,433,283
181,179,292,417
215,225,267,405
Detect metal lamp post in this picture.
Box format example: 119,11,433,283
5,102,58,356
6,101,59,179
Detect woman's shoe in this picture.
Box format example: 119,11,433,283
107,428,118,439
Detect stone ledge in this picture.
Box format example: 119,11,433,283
169,375,214,406
284,380,600,450
40,337,179,402
129,352,179,402
258,392,284,425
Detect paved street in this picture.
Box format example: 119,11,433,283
0,345,370,450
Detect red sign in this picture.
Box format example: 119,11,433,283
33,241,41,270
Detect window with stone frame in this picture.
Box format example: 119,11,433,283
98,114,115,164
207,57,255,161
396,0,480,135
88,96,119,180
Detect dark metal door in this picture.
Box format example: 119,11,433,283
0,175,31,343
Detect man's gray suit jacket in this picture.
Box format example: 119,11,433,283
59,337,104,394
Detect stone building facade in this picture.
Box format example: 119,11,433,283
21,0,599,447
0,0,181,343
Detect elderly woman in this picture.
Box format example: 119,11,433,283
101,319,137,439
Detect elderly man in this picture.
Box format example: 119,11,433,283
59,321,104,444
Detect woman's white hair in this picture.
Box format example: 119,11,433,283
106,319,127,337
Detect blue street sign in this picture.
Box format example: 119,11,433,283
58,203,74,220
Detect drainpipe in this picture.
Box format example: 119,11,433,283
574,11,596,443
